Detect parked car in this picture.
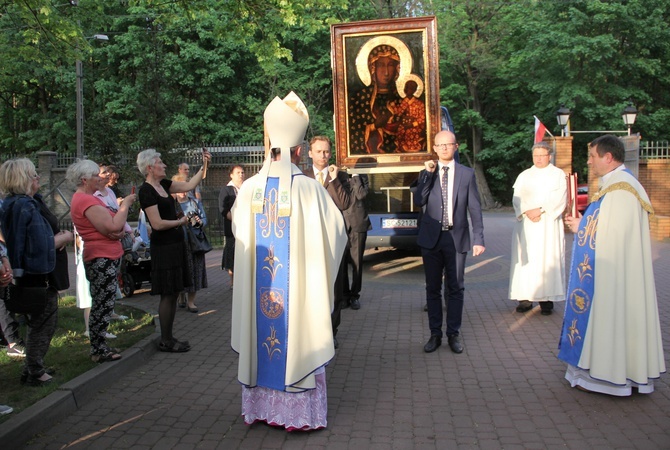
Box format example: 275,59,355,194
577,185,588,213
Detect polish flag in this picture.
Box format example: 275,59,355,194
534,117,548,144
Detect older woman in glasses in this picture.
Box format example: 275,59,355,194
67,159,136,363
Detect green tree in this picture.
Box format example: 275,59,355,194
0,0,82,154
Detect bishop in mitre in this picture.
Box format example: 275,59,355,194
231,92,347,430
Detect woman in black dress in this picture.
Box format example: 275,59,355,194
136,149,211,352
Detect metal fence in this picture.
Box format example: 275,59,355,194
639,141,670,159
178,143,265,173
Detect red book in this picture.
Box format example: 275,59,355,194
567,173,578,217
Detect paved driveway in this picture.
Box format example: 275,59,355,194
20,211,670,449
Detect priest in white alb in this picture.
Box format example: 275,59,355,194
560,135,665,396
508,142,567,315
230,92,347,430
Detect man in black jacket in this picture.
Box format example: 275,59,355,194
342,174,371,310
305,136,353,347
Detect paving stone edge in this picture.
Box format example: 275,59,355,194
0,301,159,448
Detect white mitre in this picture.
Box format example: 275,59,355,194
251,91,309,216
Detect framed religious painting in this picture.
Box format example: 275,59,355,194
331,16,440,171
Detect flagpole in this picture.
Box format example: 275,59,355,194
533,115,554,138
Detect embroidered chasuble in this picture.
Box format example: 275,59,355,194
231,166,347,393
557,168,664,391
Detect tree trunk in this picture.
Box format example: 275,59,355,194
464,65,497,210
473,163,497,210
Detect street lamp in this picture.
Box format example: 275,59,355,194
556,105,571,137
76,34,108,160
621,103,638,136
555,103,639,136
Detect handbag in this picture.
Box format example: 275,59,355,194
3,283,48,315
186,225,212,254
49,247,70,291
120,233,134,253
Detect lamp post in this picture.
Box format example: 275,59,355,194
76,34,109,160
556,105,571,137
556,103,638,135
622,103,638,136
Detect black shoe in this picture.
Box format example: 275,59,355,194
515,300,533,313
448,335,463,354
350,298,361,310
423,335,441,353
540,301,554,315
423,303,428,312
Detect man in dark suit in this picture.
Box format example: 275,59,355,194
342,174,371,310
306,136,353,348
413,130,485,354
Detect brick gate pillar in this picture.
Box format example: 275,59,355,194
553,136,573,175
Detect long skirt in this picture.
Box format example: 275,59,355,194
183,232,208,293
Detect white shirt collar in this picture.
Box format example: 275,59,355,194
601,163,626,184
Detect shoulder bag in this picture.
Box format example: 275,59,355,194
3,283,48,315
186,225,212,254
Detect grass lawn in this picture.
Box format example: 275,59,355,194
0,295,154,422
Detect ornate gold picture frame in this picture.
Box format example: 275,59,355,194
331,17,440,170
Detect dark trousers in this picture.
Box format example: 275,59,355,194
422,230,467,337
24,287,59,378
0,289,20,345
331,254,348,337
344,231,367,301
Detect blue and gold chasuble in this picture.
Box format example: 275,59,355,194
255,177,291,391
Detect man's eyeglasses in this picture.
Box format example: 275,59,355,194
434,143,458,150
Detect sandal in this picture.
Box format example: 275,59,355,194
91,351,122,363
159,340,190,353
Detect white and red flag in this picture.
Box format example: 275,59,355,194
534,116,548,144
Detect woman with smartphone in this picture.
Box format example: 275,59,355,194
136,149,211,353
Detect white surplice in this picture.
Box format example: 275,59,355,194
509,163,567,302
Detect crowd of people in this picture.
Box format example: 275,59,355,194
0,95,664,423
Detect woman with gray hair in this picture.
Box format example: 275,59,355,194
0,158,73,385
67,159,136,363
137,148,211,352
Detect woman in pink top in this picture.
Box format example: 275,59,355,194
67,160,136,363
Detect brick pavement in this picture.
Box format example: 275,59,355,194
6,211,670,448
